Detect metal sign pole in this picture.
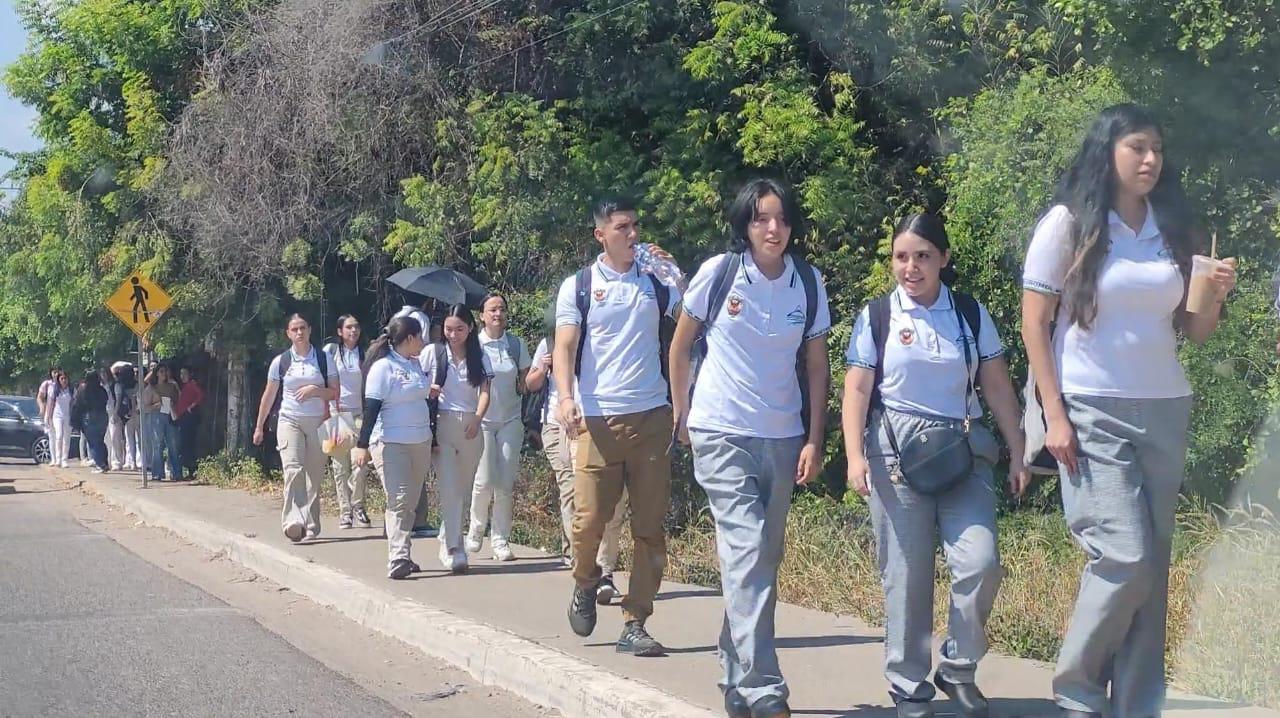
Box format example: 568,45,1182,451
139,334,148,489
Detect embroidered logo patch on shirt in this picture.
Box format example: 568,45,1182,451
726,294,744,317
786,307,805,325
592,288,606,303
898,328,915,346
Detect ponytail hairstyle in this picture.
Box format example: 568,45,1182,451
1053,103,1198,329
893,212,958,285
727,178,806,254
362,316,421,375
443,304,486,387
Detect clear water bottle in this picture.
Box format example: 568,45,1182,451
634,243,683,287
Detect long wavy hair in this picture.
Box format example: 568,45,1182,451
1054,103,1200,329
442,304,486,388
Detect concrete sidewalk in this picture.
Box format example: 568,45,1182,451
60,467,1275,718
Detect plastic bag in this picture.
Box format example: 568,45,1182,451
319,413,357,456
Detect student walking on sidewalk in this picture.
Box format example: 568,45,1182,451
553,197,685,657
45,371,73,468
111,363,140,471
843,213,1029,718
324,315,372,530
100,367,123,471
174,366,205,480
353,316,433,579
143,364,182,481
75,371,112,473
467,293,532,562
253,314,339,543
427,304,492,574
1021,105,1236,718
669,179,831,718
528,303,628,602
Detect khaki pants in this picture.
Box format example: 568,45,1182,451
572,405,672,623
542,421,625,573
278,414,326,535
372,440,431,571
330,412,369,514
436,410,485,554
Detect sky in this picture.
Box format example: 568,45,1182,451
1,0,40,202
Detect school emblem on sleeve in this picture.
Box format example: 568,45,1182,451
726,294,744,317
592,288,606,303
898,328,915,346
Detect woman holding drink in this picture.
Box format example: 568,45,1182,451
1021,104,1235,718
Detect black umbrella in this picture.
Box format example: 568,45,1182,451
387,266,488,308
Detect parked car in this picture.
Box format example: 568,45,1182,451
0,396,52,464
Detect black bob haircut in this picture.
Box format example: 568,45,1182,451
727,178,806,254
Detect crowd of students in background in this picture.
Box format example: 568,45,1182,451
37,361,204,479
241,104,1238,718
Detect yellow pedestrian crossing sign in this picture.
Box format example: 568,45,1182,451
105,271,172,336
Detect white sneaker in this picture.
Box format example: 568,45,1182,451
59,461,69,469
439,545,452,570
123,463,135,471
90,468,104,475
465,533,483,555
81,459,93,467
492,541,515,562
111,464,123,471
449,551,469,574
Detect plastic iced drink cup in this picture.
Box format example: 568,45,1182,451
1186,255,1221,314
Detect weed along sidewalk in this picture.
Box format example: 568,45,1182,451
62,467,1277,718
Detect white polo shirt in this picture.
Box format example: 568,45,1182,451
479,330,532,427
324,343,364,413
1022,203,1190,399
846,285,1003,421
554,255,682,417
531,338,559,426
424,344,494,415
364,348,432,445
391,306,431,333
268,346,339,418
684,252,832,438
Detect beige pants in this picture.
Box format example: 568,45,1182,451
436,410,485,554
277,414,326,535
372,440,431,570
542,421,625,573
330,412,369,514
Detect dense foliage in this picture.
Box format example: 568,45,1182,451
3,0,1278,502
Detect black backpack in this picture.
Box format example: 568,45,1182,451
688,252,821,429
573,266,674,386
866,289,983,416
268,348,329,429
116,383,134,421
520,338,552,448
426,343,449,446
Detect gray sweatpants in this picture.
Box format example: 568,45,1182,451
866,409,1003,702
1054,394,1193,716
691,429,804,705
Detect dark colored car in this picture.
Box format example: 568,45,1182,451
0,395,51,464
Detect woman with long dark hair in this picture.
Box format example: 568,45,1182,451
1021,104,1236,718
252,314,339,542
324,314,371,529
668,178,833,718
143,364,182,480
426,304,492,573
353,316,433,579
843,213,1028,718
45,371,73,468
75,370,112,473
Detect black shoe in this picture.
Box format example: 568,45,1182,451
567,585,598,637
749,694,791,718
896,699,934,718
724,689,750,718
616,621,665,657
388,558,414,580
596,575,619,605
933,675,988,718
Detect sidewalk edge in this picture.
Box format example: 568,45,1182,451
73,474,717,718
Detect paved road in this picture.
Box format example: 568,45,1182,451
0,463,551,718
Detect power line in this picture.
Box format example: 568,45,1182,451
464,0,646,72
380,0,504,48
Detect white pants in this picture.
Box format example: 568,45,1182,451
124,413,141,468
50,415,71,465
436,411,484,554
372,441,431,571
470,417,523,545
107,417,124,469
278,414,326,535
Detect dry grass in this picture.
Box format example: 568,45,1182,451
198,451,1280,708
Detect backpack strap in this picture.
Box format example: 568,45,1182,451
506,332,526,394
792,255,819,338
315,348,329,388
574,266,592,377
868,295,891,413
703,252,742,332
433,343,449,387
951,291,983,387
650,275,671,322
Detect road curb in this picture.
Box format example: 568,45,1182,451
72,473,717,718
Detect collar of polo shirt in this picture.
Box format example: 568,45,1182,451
595,253,640,281
1106,198,1160,241
741,251,795,285
894,282,954,313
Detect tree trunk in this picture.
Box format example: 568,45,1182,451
225,348,247,455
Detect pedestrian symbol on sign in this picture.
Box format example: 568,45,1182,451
130,277,150,324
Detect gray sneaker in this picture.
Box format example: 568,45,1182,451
388,558,414,580
339,512,353,529
352,507,372,528
616,621,665,657
567,584,598,637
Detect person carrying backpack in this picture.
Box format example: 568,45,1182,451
842,214,1029,718
553,196,685,658
252,314,339,543
668,179,831,718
